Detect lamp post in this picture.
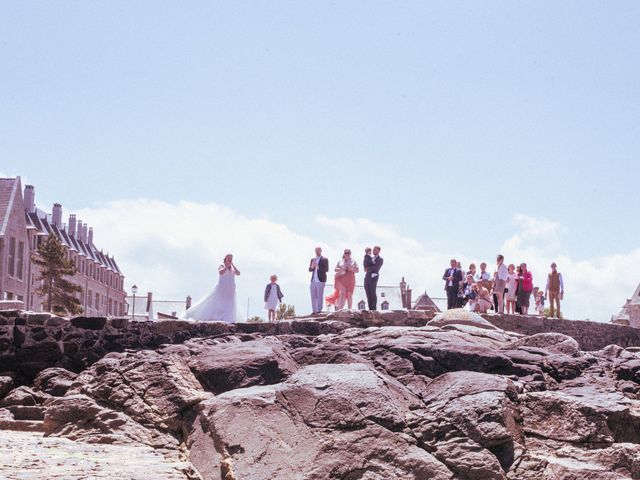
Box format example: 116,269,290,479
131,284,138,320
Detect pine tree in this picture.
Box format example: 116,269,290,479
31,235,83,316
276,303,296,320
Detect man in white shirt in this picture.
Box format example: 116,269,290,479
493,254,509,314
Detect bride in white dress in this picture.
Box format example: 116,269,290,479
184,254,240,323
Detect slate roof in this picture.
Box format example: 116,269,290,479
0,178,20,236
25,201,123,275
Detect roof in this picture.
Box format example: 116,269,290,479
414,292,442,312
0,177,21,236
612,282,640,323
27,209,123,275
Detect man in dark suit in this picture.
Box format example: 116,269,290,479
443,258,463,310
309,246,329,314
364,246,383,310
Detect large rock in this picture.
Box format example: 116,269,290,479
188,337,299,394
509,332,581,356
414,372,523,479
43,394,175,448
522,387,640,444
0,376,12,399
428,309,498,330
68,349,207,433
187,363,454,480
33,368,77,397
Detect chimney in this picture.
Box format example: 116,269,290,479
186,296,192,310
82,223,88,243
68,214,77,237
23,185,35,213
52,203,62,227
88,227,94,246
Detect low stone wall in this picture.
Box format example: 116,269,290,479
0,309,434,381
484,313,640,351
2,308,639,382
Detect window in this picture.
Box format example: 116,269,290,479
358,300,366,310
17,295,24,302
108,299,113,315
8,237,15,277
95,293,99,310
88,290,92,308
381,301,390,311
17,241,24,280
6,292,14,300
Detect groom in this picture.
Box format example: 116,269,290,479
364,246,383,310
309,246,329,314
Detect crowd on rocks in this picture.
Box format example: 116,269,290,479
443,255,565,317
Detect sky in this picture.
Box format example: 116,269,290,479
1,1,639,322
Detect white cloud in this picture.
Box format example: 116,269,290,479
76,201,638,323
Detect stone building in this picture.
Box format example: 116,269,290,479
0,177,126,316
611,283,640,328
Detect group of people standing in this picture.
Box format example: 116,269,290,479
183,249,564,325
309,246,384,313
184,246,385,324
443,256,564,317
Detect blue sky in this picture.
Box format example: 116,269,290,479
2,2,639,320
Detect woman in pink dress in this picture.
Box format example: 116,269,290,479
325,249,359,310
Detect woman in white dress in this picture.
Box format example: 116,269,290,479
184,254,240,323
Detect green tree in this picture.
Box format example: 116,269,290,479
31,235,83,316
247,315,265,323
276,303,296,320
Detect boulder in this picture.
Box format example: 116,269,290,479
187,363,454,480
428,309,498,330
509,332,581,356
0,386,50,407
68,350,207,432
188,337,299,394
0,376,13,399
43,394,176,448
522,388,640,444
33,368,77,397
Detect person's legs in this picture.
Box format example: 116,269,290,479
549,292,560,318
336,285,347,310
364,276,373,310
369,277,379,310
317,282,326,313
310,283,318,313
496,290,505,314
446,287,456,309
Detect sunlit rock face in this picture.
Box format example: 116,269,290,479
2,309,640,479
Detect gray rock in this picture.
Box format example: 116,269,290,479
33,367,77,396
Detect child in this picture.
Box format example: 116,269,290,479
535,289,545,316
264,275,284,322
363,247,373,273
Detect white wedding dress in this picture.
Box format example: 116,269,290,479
184,267,237,323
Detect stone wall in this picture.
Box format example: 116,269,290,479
2,308,640,383
0,309,434,381
483,313,640,351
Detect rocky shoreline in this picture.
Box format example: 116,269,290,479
2,309,640,479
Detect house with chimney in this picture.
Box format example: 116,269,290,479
0,176,126,316
611,282,640,328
